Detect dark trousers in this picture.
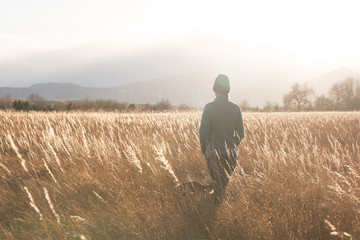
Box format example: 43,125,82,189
205,151,238,203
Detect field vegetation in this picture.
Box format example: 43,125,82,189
0,111,359,239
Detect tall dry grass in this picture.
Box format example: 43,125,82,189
0,111,359,239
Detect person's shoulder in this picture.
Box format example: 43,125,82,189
203,101,214,110
228,100,241,111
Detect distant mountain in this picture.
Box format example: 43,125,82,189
112,74,215,107
0,75,216,108
0,73,293,108
0,83,98,100
4,68,357,107
308,68,360,95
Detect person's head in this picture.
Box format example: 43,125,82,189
213,74,230,96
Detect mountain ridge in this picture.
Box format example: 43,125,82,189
0,74,215,107
1,68,359,107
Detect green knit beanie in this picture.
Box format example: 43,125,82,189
213,74,230,94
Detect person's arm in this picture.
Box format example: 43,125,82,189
199,105,211,155
234,108,244,145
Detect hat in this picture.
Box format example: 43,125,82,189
213,74,230,94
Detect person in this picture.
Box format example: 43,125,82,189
199,74,245,204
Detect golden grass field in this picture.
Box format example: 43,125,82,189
0,111,359,240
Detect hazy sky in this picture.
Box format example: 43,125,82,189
1,0,360,86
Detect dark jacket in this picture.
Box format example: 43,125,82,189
199,96,244,157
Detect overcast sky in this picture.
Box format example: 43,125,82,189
1,0,360,87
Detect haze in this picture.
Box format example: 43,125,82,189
1,0,360,91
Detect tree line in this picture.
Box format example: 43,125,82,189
0,77,359,112
0,95,192,112
283,77,360,111
241,77,360,112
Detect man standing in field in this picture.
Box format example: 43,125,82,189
199,74,245,204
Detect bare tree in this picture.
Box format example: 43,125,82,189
0,94,12,109
27,94,47,109
153,99,172,111
28,94,45,102
342,78,360,110
263,101,281,112
283,83,314,111
239,101,251,112
314,95,333,111
329,83,344,110
329,78,360,110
